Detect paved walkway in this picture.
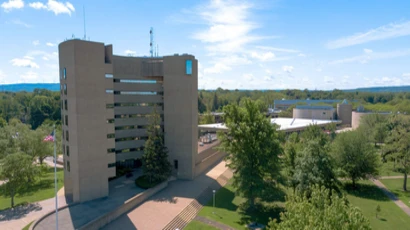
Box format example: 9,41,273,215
0,196,68,230
194,216,235,230
372,179,410,216
34,170,144,230
102,161,230,230
379,175,409,179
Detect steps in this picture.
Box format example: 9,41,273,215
162,169,233,230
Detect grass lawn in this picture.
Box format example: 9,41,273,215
379,160,403,177
22,221,33,230
344,180,410,230
0,167,64,211
380,178,410,208
184,220,219,230
197,180,286,230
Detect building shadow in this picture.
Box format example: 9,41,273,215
0,203,42,221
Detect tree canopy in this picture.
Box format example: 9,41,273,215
218,99,282,208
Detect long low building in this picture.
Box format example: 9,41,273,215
198,118,341,133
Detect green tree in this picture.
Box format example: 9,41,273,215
212,93,219,111
218,99,282,208
0,153,38,207
0,117,6,128
142,107,172,183
199,112,216,124
331,130,380,188
384,114,410,191
293,140,339,195
282,132,299,191
268,186,371,230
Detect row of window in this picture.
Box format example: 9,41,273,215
60,68,67,80
62,144,70,156
114,114,164,119
107,146,145,154
115,136,148,142
105,90,162,95
62,129,69,141
60,84,67,95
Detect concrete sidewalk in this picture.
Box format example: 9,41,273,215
372,179,410,216
102,161,230,230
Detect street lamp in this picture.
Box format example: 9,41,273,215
212,190,216,214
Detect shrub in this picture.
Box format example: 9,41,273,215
135,175,162,189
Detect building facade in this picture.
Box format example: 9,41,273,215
293,105,336,120
59,39,198,203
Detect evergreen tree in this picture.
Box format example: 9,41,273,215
142,107,172,183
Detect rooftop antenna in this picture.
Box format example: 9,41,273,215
150,27,154,57
83,6,86,40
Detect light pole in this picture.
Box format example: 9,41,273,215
212,190,216,214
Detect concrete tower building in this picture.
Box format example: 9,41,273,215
337,99,352,126
59,39,198,203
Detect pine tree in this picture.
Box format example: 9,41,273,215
142,107,172,184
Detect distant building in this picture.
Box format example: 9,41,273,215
293,105,335,120
274,99,342,110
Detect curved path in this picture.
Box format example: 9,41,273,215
371,179,410,216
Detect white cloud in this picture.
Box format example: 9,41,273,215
10,19,32,28
324,76,334,84
403,73,410,77
10,58,40,68
0,70,5,80
250,51,275,61
1,0,24,11
32,40,40,46
255,46,299,53
46,42,56,47
364,48,373,54
366,76,404,86
264,76,273,81
282,65,294,73
298,53,306,57
124,50,137,56
29,0,75,16
26,50,58,61
316,68,322,72
326,21,410,49
329,49,410,64
204,63,231,74
20,71,39,82
243,73,254,81
23,55,34,59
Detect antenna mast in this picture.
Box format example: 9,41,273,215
83,6,86,40
150,27,154,57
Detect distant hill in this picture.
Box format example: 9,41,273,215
0,83,60,92
1,83,410,93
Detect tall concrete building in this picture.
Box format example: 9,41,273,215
59,39,198,203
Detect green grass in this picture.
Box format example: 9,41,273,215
379,160,403,177
197,181,286,230
344,180,410,230
380,178,410,208
0,167,64,211
22,221,33,230
184,220,219,230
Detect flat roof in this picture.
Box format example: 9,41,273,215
198,118,341,133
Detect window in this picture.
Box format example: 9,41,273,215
64,100,67,110
66,161,70,172
107,119,114,124
105,74,113,78
66,130,69,141
186,60,192,75
106,104,114,109
66,146,69,156
65,115,68,126
107,133,115,139
107,148,115,153
108,163,116,168
64,84,67,95
63,68,67,79
174,160,178,169
106,89,113,94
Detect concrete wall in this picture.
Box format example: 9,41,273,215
59,40,115,203
195,151,226,178
163,55,198,180
351,111,390,129
293,108,335,120
196,142,220,164
78,181,168,230
337,104,352,126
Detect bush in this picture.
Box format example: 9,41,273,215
135,175,162,189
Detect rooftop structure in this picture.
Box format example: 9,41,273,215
198,118,341,133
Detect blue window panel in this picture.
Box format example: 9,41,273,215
186,60,192,75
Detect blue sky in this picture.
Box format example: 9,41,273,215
1,0,410,90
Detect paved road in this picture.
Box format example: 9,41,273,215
102,161,230,230
372,179,410,216
378,175,410,179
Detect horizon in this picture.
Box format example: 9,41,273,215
1,0,410,90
